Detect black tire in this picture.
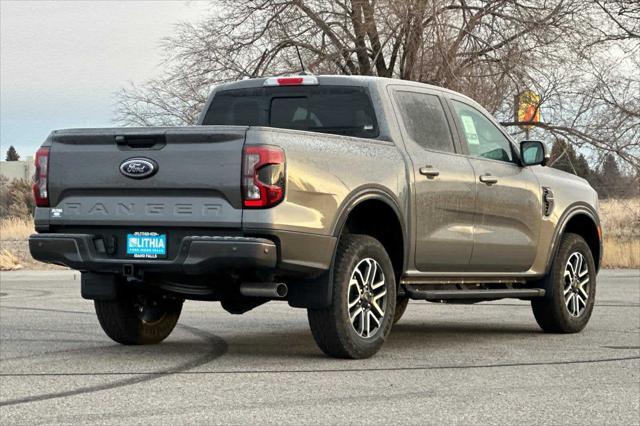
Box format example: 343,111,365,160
393,296,409,324
531,233,596,333
307,234,396,359
95,292,183,345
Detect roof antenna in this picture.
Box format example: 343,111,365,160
295,45,311,75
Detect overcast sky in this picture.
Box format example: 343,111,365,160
0,0,212,157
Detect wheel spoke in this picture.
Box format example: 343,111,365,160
362,310,370,337
371,279,385,290
371,300,385,317
565,293,574,308
348,296,360,309
578,287,589,301
575,254,583,278
373,289,387,300
353,271,365,292
366,259,377,287
576,294,585,312
369,310,381,327
567,258,576,278
350,307,363,323
349,280,362,298
568,295,574,315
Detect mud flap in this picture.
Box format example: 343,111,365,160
286,269,333,309
81,272,119,301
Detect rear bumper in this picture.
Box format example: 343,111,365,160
29,233,277,274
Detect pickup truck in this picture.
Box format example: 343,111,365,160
29,75,602,359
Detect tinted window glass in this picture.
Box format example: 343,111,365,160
452,101,515,163
395,92,454,153
203,86,379,138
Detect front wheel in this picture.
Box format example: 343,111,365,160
95,291,183,345
307,234,396,359
531,233,596,333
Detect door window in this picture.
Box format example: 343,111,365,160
452,101,515,163
395,91,455,153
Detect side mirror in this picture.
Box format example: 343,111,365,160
520,140,546,166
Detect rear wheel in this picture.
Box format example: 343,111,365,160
307,234,396,359
95,291,183,345
531,233,596,333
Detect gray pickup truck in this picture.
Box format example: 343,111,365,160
30,75,602,359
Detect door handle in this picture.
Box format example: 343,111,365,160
479,174,498,185
419,166,440,178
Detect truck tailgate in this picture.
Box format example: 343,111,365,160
46,126,246,228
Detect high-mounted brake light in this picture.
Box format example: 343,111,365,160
242,145,285,208
263,76,319,87
32,146,50,207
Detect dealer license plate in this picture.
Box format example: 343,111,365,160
126,232,167,259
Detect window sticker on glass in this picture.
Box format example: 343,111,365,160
461,115,480,145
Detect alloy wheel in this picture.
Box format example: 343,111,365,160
347,258,387,338
563,251,590,317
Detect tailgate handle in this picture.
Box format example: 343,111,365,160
115,135,166,149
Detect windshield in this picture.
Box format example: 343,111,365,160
202,85,379,138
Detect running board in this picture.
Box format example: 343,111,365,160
404,287,545,301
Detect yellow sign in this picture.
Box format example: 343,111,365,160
515,90,541,129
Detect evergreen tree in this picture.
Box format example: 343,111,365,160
600,154,622,198
549,139,594,182
5,145,20,161
550,139,577,175
574,154,592,181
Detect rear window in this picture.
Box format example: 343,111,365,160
202,85,379,138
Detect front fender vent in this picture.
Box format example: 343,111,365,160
542,187,555,216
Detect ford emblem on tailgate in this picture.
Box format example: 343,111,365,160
119,158,158,179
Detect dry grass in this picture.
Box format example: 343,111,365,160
0,216,34,241
0,248,23,271
0,217,35,270
599,198,640,238
599,198,640,269
602,237,640,269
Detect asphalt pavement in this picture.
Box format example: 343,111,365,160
1,269,639,425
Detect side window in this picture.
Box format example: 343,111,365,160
395,91,455,153
452,101,515,163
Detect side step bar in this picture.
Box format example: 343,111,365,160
404,287,545,301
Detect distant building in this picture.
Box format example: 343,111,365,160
0,157,35,182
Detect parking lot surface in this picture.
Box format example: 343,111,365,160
1,269,639,425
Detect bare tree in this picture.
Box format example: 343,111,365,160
498,0,639,171
116,0,639,170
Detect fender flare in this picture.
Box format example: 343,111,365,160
331,185,406,238
288,186,407,310
545,202,602,274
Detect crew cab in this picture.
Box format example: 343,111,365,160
30,75,602,358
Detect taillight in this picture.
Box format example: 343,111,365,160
242,145,285,208
32,147,50,207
